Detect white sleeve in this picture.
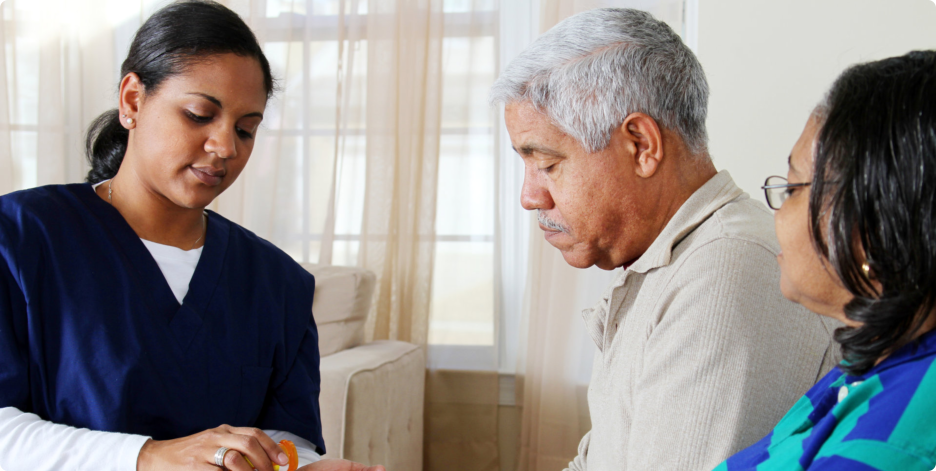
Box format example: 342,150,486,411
263,430,321,467
0,407,150,471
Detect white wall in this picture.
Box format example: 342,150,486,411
697,0,936,202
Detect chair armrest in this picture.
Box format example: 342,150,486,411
319,340,425,470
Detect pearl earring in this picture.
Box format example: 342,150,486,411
127,117,134,125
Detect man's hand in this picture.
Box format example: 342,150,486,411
299,458,386,471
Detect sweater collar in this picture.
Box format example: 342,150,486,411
626,170,744,274
581,170,746,351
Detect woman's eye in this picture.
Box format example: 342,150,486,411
236,127,254,140
784,187,796,196
185,110,211,123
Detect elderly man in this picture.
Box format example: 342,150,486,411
490,8,839,471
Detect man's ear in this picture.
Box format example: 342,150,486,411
118,73,144,130
619,113,663,178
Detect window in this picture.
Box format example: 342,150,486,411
256,0,500,361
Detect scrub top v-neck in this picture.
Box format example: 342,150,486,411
85,182,229,334
0,183,325,453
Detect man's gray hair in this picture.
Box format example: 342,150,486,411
490,8,709,155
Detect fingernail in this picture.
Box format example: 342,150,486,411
278,452,288,464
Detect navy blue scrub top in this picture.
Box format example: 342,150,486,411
0,184,325,453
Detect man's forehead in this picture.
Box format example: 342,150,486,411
505,103,575,157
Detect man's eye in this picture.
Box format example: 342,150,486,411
541,164,556,173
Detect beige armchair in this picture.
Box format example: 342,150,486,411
301,264,424,471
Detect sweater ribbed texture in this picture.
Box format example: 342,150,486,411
568,171,840,471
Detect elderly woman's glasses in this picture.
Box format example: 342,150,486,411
762,176,811,210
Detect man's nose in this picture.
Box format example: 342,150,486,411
520,168,553,211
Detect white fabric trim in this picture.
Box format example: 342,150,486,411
140,238,202,304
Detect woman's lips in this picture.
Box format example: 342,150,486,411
190,166,225,186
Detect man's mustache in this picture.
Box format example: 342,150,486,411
537,210,569,233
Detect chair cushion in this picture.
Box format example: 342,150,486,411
300,263,376,357
318,340,424,463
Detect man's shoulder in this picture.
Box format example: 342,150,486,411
685,194,780,256
657,194,786,292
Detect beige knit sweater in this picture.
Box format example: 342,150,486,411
567,171,840,471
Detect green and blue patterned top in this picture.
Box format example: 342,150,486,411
714,329,936,471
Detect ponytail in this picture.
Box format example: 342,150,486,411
85,109,128,183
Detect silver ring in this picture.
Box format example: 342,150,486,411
214,446,230,467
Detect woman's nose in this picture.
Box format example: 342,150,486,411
205,126,237,159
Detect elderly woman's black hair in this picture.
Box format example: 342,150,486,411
810,50,936,375
85,0,275,184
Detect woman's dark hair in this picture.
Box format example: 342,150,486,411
85,0,274,183
810,50,936,375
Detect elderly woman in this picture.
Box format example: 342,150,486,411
715,50,936,470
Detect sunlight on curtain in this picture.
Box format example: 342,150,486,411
430,2,498,349
0,3,13,194
0,0,178,197
0,0,112,195
354,0,444,345
0,0,499,353
216,0,498,347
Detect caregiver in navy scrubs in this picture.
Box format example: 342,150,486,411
0,2,381,471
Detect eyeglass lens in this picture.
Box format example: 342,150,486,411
764,176,788,210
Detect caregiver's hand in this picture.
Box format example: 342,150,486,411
136,424,289,471
298,459,386,471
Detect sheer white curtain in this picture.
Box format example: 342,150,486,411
0,0,499,350
213,0,449,346
0,0,126,195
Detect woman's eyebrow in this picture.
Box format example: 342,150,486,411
188,92,222,107
187,92,264,119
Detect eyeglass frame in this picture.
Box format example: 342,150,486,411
761,176,811,210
